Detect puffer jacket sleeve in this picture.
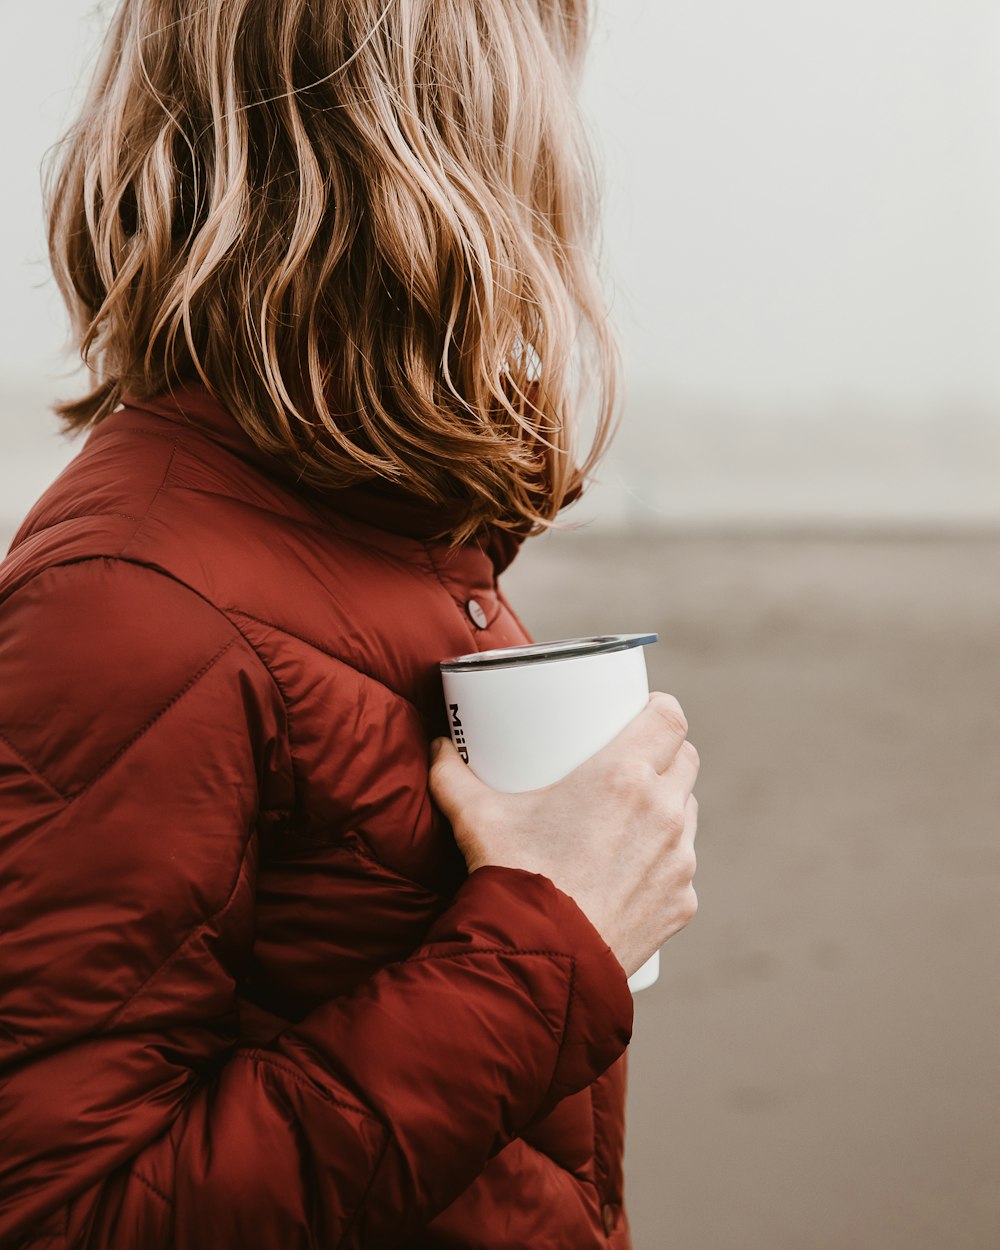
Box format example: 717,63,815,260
0,556,634,1250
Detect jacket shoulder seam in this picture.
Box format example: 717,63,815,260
0,555,283,801
224,606,423,717
62,636,239,801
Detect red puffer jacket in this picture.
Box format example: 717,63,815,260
0,385,635,1250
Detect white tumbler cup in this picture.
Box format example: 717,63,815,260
439,633,660,993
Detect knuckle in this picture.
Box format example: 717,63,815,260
683,886,699,921
659,797,687,837
681,740,700,770
649,691,688,738
605,758,651,798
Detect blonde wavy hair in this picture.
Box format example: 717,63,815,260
46,0,622,548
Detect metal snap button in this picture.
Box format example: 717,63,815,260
466,598,488,629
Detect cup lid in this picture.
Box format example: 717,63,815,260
439,632,658,672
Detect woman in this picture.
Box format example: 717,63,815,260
0,2,700,1247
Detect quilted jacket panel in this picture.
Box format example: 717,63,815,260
0,385,634,1249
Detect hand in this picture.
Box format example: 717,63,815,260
428,692,700,977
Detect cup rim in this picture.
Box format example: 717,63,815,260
439,632,658,672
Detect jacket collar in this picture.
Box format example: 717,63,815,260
118,382,531,576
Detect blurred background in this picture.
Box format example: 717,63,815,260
2,2,998,1247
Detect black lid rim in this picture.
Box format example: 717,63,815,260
439,632,659,672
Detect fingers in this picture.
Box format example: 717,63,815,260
676,794,699,889
663,739,700,800
609,691,690,775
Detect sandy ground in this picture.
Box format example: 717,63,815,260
501,528,1000,1250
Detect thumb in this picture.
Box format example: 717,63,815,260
427,736,488,821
